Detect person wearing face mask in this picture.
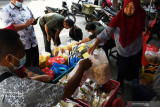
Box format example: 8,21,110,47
0,29,92,106
0,0,39,67
76,22,115,58
88,0,148,93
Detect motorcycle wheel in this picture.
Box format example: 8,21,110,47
66,14,76,23
71,6,77,15
85,15,94,22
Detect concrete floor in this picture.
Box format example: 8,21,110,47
0,0,160,105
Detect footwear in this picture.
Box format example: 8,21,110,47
118,87,123,94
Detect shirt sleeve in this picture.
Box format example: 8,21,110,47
0,9,15,27
97,26,116,43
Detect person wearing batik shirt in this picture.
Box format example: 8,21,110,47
0,29,92,106
0,0,39,67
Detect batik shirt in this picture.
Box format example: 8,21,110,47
0,3,38,50
0,66,64,107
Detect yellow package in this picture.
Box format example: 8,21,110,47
141,63,159,83
39,52,51,69
53,47,59,57
83,52,90,58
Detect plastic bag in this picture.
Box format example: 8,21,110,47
39,52,51,69
41,67,54,80
145,44,160,64
47,56,65,65
51,62,68,78
87,49,110,84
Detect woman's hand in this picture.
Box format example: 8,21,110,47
88,45,96,55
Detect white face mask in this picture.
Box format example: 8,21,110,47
89,32,93,35
14,1,22,8
9,55,26,70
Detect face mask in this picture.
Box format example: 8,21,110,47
14,1,22,8
89,32,93,35
9,55,26,70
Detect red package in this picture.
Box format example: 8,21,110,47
42,67,54,80
48,56,65,65
146,44,159,52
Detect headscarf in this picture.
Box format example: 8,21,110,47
108,0,146,48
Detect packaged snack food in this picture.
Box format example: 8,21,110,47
92,92,99,107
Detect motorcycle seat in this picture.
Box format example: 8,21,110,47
46,6,58,12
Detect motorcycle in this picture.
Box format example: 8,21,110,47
85,6,118,24
147,10,160,43
44,1,76,23
71,0,92,15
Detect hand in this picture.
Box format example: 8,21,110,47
40,75,52,82
139,79,147,86
79,58,92,72
31,18,37,25
25,18,34,27
88,45,96,55
75,42,81,45
47,35,51,42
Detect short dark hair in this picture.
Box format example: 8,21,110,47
85,22,96,31
65,19,75,27
0,29,21,60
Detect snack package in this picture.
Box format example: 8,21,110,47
76,91,92,104
92,92,99,107
53,46,60,57
39,52,51,69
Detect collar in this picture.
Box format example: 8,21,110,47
0,65,18,76
9,2,24,11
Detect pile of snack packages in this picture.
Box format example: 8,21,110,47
58,77,113,107
39,41,112,107
145,44,160,64
39,41,91,80
54,99,82,107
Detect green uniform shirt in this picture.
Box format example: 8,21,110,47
39,13,65,31
89,25,105,40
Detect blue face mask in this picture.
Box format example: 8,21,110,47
10,55,26,70
14,1,22,8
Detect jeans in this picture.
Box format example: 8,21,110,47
132,79,156,101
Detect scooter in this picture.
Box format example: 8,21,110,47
71,0,91,15
147,10,160,43
85,6,118,24
44,1,76,23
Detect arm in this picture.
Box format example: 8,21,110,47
62,58,92,99
13,19,34,31
88,27,116,55
54,30,61,46
45,24,51,42
30,75,51,82
76,37,91,45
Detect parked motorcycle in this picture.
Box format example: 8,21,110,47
44,1,76,23
71,0,92,15
147,10,160,43
85,6,118,24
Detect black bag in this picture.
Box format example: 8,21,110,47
69,25,83,42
